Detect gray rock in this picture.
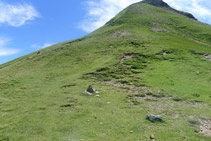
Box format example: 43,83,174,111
150,134,154,139
205,54,211,61
86,85,95,93
147,115,163,122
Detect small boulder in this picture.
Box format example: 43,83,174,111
86,85,95,93
147,115,163,122
150,134,154,139
205,54,211,61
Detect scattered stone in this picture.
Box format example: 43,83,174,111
107,102,111,104
198,119,211,136
150,134,155,139
100,122,103,125
95,95,100,97
130,131,134,133
147,115,163,122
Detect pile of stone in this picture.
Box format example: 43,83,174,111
86,85,100,95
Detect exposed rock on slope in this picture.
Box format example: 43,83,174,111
142,0,197,20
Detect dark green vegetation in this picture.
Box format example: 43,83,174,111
0,0,211,140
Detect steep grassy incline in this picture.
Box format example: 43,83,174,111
0,1,211,140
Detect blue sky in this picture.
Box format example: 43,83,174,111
0,0,211,64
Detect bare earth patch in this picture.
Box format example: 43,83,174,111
151,27,168,32
120,54,134,65
198,119,211,137
112,31,131,38
104,80,209,109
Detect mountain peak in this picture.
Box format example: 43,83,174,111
142,0,169,8
141,0,197,20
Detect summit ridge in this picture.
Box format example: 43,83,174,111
141,0,197,20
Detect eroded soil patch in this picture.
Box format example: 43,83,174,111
151,27,168,32
112,30,131,38
120,53,135,65
198,119,211,137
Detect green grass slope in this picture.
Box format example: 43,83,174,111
0,1,211,140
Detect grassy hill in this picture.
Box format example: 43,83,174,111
0,0,211,140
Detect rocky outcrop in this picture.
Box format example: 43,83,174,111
142,0,197,20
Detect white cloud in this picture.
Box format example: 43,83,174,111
79,0,211,33
0,38,20,56
31,42,53,50
42,43,53,48
164,0,211,24
79,0,141,32
0,1,39,26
